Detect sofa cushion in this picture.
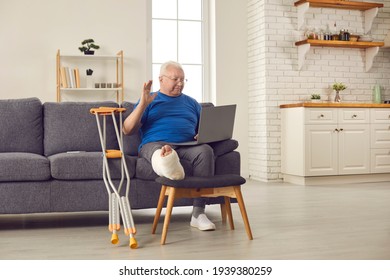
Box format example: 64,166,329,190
49,152,136,180
121,101,141,156
0,181,51,214
0,152,50,181
43,101,119,156
135,158,158,180
0,98,43,154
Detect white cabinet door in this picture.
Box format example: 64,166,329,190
371,124,390,149
370,109,390,123
371,149,390,173
305,125,338,176
370,111,390,173
338,124,370,175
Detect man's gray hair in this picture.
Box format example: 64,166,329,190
159,61,184,76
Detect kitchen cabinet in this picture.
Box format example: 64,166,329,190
370,109,390,173
281,103,390,185
304,124,338,175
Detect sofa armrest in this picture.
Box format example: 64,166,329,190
209,139,239,157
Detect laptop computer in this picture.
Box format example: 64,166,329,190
169,104,236,146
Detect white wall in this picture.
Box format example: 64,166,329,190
248,0,390,181
0,0,149,102
212,0,249,177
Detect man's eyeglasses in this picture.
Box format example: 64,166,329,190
162,75,188,84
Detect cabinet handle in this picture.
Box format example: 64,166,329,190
352,114,357,118
340,128,344,132
319,114,324,118
334,128,339,132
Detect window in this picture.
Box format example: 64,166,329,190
151,0,207,102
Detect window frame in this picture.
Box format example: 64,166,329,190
147,0,210,102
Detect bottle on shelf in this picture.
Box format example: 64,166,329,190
345,30,350,41
324,23,331,40
372,83,382,104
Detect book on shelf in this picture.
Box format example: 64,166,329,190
60,67,68,88
74,68,80,88
67,67,74,88
60,66,80,88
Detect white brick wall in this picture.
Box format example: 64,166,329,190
248,0,390,181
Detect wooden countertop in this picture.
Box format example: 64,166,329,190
280,102,390,108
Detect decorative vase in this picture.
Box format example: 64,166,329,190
334,90,341,102
373,84,382,104
84,50,95,55
86,75,93,88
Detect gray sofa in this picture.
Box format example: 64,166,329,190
0,98,241,214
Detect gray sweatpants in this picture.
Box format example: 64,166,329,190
139,142,215,208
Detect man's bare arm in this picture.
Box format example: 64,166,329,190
123,80,156,135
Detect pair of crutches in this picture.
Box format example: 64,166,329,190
90,107,137,249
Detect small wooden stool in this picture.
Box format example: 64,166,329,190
152,174,253,245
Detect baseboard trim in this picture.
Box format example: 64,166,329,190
282,173,390,185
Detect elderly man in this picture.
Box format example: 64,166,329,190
123,61,215,231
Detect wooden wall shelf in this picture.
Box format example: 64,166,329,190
294,1,384,71
295,0,383,33
295,39,384,72
294,0,383,11
295,39,384,48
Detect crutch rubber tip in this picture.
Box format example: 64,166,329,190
111,233,119,245
129,237,138,249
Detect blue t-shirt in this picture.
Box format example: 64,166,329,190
135,91,202,148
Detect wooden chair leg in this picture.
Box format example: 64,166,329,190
161,187,176,245
220,203,227,224
233,186,253,240
152,185,167,234
224,196,235,230
153,182,252,245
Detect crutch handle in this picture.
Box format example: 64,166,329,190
90,107,126,115
106,149,122,159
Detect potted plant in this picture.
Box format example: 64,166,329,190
332,82,347,102
310,93,321,103
78,39,100,55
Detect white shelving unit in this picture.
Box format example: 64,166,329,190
56,50,124,102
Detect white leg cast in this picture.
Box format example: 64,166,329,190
151,149,185,180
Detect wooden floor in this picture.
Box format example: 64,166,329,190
1,179,390,260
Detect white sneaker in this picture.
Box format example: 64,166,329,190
190,214,216,231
